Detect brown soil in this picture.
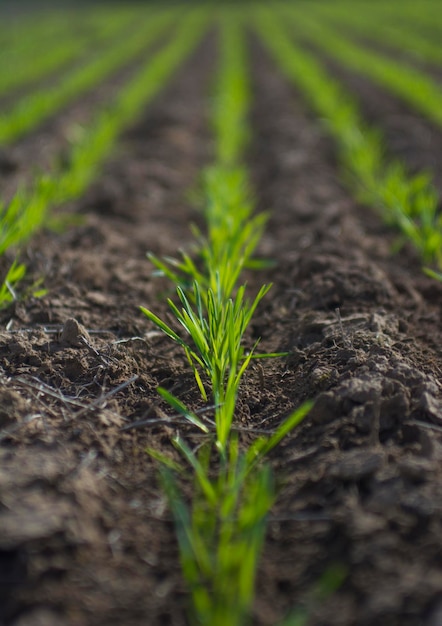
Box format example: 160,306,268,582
1,34,442,626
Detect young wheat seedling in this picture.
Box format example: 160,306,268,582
141,11,312,624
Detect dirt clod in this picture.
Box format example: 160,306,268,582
60,317,92,347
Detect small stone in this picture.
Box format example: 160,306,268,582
60,318,91,348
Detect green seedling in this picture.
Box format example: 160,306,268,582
142,12,312,625
423,267,442,282
142,279,281,455
149,400,312,626
305,2,442,66
287,12,442,128
0,261,26,308
149,166,268,302
0,11,176,144
0,8,138,98
149,16,268,301
0,10,208,310
213,13,251,166
255,9,442,274
0,261,46,309
278,563,347,626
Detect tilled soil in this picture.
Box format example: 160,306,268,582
1,35,442,626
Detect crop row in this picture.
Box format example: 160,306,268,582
141,12,311,625
0,10,79,49
3,3,441,290
284,9,442,130
383,0,442,34
0,11,178,143
306,2,442,66
0,6,140,97
0,9,208,308
0,5,138,37
142,8,442,620
310,0,442,36
1,5,442,621
253,8,442,279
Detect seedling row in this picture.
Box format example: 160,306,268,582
1,3,442,625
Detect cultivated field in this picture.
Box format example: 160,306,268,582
1,2,442,625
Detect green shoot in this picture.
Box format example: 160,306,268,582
255,9,442,275
143,280,275,454
0,10,208,311
142,11,312,625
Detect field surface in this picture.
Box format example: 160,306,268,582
1,3,442,625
